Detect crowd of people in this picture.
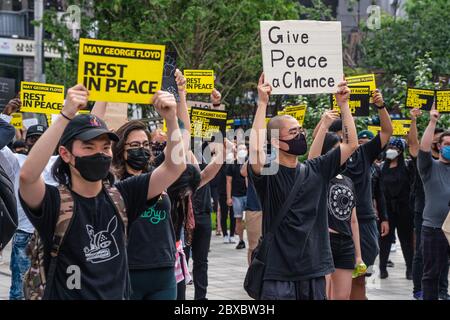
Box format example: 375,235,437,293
0,70,448,301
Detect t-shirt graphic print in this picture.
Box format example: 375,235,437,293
84,215,120,264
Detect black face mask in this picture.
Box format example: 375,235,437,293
74,153,112,182
279,133,308,156
126,148,151,171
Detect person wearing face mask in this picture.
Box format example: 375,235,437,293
308,127,364,300
226,144,248,250
417,104,450,300
110,120,178,300
18,85,186,299
247,73,358,300
150,128,167,158
379,137,415,280
408,107,448,300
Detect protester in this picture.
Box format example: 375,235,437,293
218,162,235,244
18,85,186,299
408,108,449,300
343,90,393,300
226,144,248,250
417,105,450,300
247,73,358,300
308,114,363,300
240,162,262,265
379,137,414,280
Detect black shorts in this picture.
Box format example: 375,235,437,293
330,232,355,270
359,219,380,275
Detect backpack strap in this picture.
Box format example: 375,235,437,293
104,185,128,238
50,186,76,257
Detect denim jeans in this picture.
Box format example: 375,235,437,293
9,230,32,300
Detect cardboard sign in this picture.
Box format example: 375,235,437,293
78,38,165,104
367,125,381,137
331,86,370,116
184,70,215,93
0,77,16,109
11,113,22,129
20,82,65,115
406,88,435,111
392,119,411,136
436,90,450,114
161,52,180,102
190,107,228,140
277,104,307,126
260,20,343,95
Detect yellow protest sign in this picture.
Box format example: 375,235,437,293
332,86,370,116
436,90,450,114
20,82,64,115
346,74,376,92
278,104,307,126
78,38,165,104
392,119,411,136
184,70,215,94
367,125,381,136
226,119,234,130
190,107,228,140
11,113,22,129
406,88,435,111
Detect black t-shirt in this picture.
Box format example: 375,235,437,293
342,134,383,220
327,175,356,237
193,163,212,214
249,147,341,281
217,165,228,196
381,159,412,201
226,163,247,197
411,156,425,214
20,174,151,299
120,172,175,270
371,164,389,222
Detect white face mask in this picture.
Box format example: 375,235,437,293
385,149,399,160
237,149,248,159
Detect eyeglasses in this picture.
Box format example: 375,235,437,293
125,141,150,149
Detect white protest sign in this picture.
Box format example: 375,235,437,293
22,118,39,129
260,20,343,95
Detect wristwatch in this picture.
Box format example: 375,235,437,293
376,103,386,109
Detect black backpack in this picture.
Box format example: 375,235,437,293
0,163,18,250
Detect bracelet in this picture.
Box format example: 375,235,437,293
60,111,73,121
376,103,386,110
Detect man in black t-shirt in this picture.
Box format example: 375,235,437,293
19,85,186,299
248,74,358,300
341,90,393,300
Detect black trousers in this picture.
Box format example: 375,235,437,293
412,211,449,295
422,226,450,300
186,213,212,300
379,198,414,272
219,194,235,237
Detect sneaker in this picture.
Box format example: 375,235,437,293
229,236,236,244
390,244,397,252
439,293,450,300
236,240,246,250
380,269,389,279
413,291,423,300
387,260,395,268
223,235,230,244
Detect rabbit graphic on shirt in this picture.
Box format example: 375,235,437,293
83,216,119,264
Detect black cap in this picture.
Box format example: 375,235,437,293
26,124,47,139
60,114,119,146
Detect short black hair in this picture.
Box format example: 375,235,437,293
434,127,444,135
438,130,450,144
12,140,26,149
329,119,342,133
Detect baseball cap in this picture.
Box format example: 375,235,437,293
358,130,375,140
60,114,119,146
26,125,47,139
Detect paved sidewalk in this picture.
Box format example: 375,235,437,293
1,233,448,300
